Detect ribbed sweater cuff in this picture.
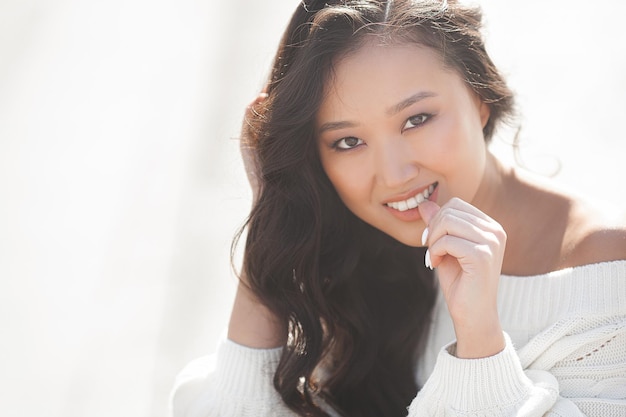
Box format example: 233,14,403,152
214,338,283,399
424,332,533,411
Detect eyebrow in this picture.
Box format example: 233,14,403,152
317,120,358,135
387,91,437,116
317,91,437,134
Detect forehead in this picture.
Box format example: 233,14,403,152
318,41,469,120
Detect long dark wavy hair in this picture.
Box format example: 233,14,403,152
232,1,515,415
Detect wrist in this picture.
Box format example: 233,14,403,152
228,282,286,349
454,320,505,359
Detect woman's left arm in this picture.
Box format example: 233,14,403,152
419,198,506,359
409,198,558,416
408,199,626,416
410,199,561,415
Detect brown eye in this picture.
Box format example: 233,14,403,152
334,136,363,150
403,114,431,131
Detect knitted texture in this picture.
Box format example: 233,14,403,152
171,339,294,417
407,334,559,416
171,261,626,416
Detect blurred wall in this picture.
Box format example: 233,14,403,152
0,1,624,417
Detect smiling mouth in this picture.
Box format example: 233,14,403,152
385,182,438,212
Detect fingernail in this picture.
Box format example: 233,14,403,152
421,227,429,246
425,249,432,270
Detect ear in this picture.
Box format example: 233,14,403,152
479,100,491,129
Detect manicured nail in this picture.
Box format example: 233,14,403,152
421,227,429,246
425,249,432,270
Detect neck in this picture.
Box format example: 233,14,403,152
472,152,574,275
471,151,515,225
471,152,530,274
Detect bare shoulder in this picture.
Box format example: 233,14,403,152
562,198,626,267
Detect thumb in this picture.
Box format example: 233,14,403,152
418,200,440,225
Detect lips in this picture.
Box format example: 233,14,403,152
385,182,438,212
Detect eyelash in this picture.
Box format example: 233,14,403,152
403,113,432,131
330,113,433,152
331,136,363,151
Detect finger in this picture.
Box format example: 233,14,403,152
428,234,496,270
419,199,495,248
244,90,269,124
419,201,440,251
426,207,503,247
418,200,440,225
439,197,495,224
241,92,269,148
427,214,488,249
248,92,269,109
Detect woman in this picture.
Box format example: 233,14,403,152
171,1,626,416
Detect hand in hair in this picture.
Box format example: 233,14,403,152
419,198,506,359
239,92,267,204
229,91,287,349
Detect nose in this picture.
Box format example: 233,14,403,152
375,138,420,189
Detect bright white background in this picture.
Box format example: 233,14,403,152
1,1,624,416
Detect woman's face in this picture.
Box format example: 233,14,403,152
317,41,491,247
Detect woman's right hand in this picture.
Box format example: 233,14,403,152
228,92,287,349
239,92,268,204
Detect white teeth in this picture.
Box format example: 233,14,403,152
386,183,436,212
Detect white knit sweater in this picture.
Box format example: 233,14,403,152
171,261,626,416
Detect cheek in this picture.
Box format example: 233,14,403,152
440,118,486,193
424,119,460,169
321,157,371,210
